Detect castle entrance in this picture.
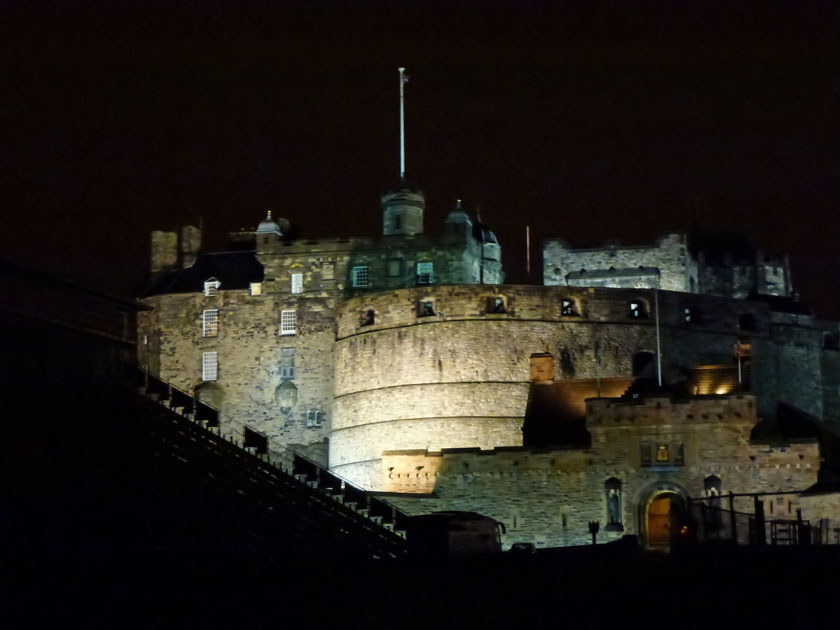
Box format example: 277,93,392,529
645,492,685,549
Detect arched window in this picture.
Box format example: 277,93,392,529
605,478,623,531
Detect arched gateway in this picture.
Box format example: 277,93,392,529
639,484,688,549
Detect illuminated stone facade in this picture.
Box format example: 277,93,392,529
543,231,793,298
138,195,840,549
381,394,825,548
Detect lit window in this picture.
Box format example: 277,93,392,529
416,262,434,285
280,347,295,379
202,351,218,381
352,266,369,288
204,278,220,297
306,409,323,427
322,263,335,280
561,298,578,316
280,310,297,335
418,300,435,317
291,273,303,294
202,309,219,337
250,282,262,296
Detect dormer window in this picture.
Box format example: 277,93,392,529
561,298,579,317
204,278,221,297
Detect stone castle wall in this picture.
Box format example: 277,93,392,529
137,289,335,458
381,395,821,549
331,285,807,489
543,233,696,292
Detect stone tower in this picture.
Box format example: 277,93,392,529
382,183,425,236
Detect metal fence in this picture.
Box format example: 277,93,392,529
688,492,837,546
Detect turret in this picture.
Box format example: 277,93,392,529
443,199,472,241
382,184,425,236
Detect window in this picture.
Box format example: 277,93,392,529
387,259,402,277
291,273,303,294
204,278,220,297
628,300,648,318
352,266,369,288
605,478,623,531
280,347,295,379
322,263,335,281
487,297,506,314
684,306,696,323
202,309,219,337
418,300,435,317
250,282,262,296
280,310,297,335
416,262,434,285
306,409,323,427
561,298,579,316
202,352,218,381
394,214,402,231
361,309,375,326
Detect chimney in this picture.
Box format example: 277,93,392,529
150,231,178,279
180,224,202,268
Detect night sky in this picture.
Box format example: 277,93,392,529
3,2,839,316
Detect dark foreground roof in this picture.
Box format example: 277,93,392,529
142,251,264,297
746,292,811,316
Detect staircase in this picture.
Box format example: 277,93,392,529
128,366,409,558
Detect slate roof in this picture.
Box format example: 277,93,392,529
141,251,265,297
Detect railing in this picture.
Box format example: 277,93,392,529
126,364,411,549
688,491,832,546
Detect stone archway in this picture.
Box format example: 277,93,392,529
638,483,688,550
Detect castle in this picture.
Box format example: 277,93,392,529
138,182,840,549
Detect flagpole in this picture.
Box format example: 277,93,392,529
398,67,406,181
655,289,662,388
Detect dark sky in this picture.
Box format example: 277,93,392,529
3,2,839,316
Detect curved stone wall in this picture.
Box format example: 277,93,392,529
330,285,772,488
